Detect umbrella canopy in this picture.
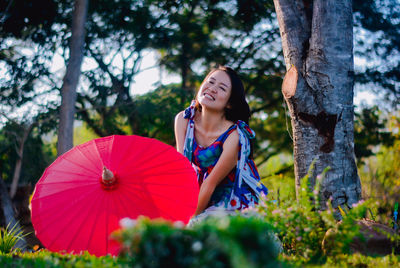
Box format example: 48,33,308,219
31,135,198,256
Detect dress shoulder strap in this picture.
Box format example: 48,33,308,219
183,100,196,120
231,120,268,207
234,120,258,190
235,120,255,140
183,100,196,161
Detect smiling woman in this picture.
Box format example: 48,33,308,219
174,66,268,223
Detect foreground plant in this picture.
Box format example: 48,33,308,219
253,172,377,263
0,250,125,267
0,222,27,253
113,215,282,268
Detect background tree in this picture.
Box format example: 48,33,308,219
354,106,394,162
1,0,399,231
353,0,400,109
273,0,361,210
57,0,88,155
0,0,60,235
148,0,290,154
75,0,162,137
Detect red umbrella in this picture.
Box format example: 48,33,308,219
31,135,198,256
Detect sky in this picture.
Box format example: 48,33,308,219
77,50,376,104
117,52,377,107
0,46,376,126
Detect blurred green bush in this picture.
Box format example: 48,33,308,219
114,215,282,268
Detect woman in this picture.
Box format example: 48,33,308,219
175,66,268,220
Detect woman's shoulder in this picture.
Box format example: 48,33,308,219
174,111,190,154
174,110,189,129
175,110,185,121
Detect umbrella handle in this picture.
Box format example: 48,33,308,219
101,166,118,190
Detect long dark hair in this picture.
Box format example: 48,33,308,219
195,66,251,124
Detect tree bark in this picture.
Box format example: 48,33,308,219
57,0,88,156
273,0,361,210
9,123,34,199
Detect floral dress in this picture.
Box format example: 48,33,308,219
183,101,268,212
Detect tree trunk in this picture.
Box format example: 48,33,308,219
9,123,34,199
0,174,27,250
57,0,88,156
273,0,361,210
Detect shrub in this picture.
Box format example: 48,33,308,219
253,173,378,263
0,250,125,267
113,215,282,268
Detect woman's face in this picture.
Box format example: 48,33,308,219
197,70,232,112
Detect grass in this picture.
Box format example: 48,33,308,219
0,222,28,254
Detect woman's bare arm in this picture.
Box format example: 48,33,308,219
174,111,188,154
194,130,239,216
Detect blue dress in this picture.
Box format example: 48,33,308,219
183,101,268,211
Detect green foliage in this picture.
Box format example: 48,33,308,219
1,249,400,268
0,123,53,185
0,0,60,113
358,112,400,226
0,222,27,254
283,253,400,267
254,184,332,261
0,250,125,268
114,215,281,268
253,174,378,264
134,85,190,144
322,253,400,268
353,0,400,109
258,153,295,208
354,106,394,161
73,122,100,146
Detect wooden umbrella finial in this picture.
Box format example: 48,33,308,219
101,166,117,189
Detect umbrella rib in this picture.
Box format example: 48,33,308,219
120,189,190,222
33,187,100,236
122,181,197,188
113,189,136,222
35,179,99,186
154,205,185,221
94,136,114,169
85,190,108,254
58,156,99,177
121,186,193,221
114,138,139,173
40,169,99,178
125,170,195,180
154,199,198,222
65,189,104,253
31,183,98,202
117,187,161,217
105,190,110,254
33,135,199,255
44,187,101,250
107,191,128,254
122,185,197,210
76,145,103,172
122,189,159,217
130,146,172,167
121,181,199,195
129,157,186,174
148,191,198,208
